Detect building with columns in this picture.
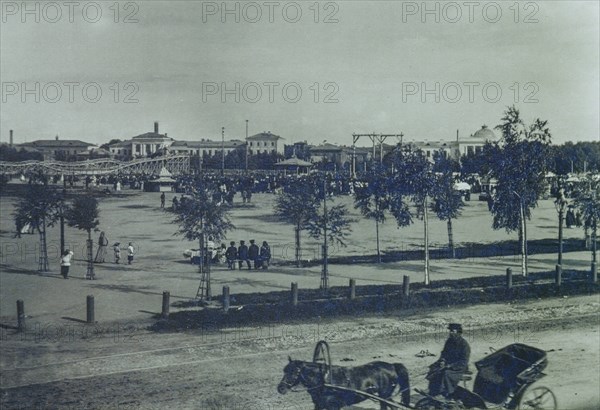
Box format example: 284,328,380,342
404,125,497,161
109,122,174,160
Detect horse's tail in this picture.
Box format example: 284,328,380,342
394,363,410,406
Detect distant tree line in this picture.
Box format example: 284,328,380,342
462,140,599,176
0,145,43,162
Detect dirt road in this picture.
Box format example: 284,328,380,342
1,295,598,410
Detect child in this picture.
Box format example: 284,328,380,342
113,242,121,264
127,242,134,264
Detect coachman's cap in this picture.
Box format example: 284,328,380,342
448,323,463,333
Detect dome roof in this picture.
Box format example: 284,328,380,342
472,125,496,141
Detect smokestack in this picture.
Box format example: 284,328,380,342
456,129,459,142
154,121,159,134
9,130,13,147
55,135,59,141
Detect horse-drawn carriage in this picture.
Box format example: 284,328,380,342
278,341,557,410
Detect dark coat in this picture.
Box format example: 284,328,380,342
226,246,237,260
440,334,470,371
428,334,471,397
238,244,249,259
248,244,259,259
260,245,271,260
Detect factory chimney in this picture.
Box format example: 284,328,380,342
154,121,159,134
9,130,13,147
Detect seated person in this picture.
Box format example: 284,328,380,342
427,323,471,400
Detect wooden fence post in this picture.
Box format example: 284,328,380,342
402,275,410,297
223,286,230,312
349,279,356,300
506,268,513,289
291,282,298,306
16,300,25,332
86,295,95,324
161,291,170,319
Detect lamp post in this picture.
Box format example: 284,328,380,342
221,127,225,176
554,185,567,266
245,120,249,173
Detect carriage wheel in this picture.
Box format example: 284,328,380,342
517,385,557,410
414,398,439,409
313,340,332,384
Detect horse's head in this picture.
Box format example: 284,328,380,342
278,357,327,395
277,357,303,394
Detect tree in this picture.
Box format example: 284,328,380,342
174,184,234,300
274,177,320,267
307,176,354,289
353,163,391,262
573,175,600,268
388,146,435,284
431,151,464,258
551,141,600,175
489,106,552,276
13,183,62,271
65,195,100,279
0,146,43,162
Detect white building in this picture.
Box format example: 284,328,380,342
109,122,174,160
169,139,246,157
246,131,284,155
406,125,497,161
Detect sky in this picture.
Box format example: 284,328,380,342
1,0,599,147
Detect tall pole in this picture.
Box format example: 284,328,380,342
352,144,356,178
321,177,329,290
424,196,430,285
60,180,66,256
245,120,249,173
555,186,566,266
375,140,384,263
221,127,225,176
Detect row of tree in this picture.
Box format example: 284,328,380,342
173,107,599,294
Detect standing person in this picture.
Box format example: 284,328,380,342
127,242,135,265
113,242,121,264
60,249,74,279
206,236,216,263
566,206,576,228
237,240,250,270
259,241,271,270
426,323,471,400
160,192,166,209
94,232,109,263
248,239,260,269
14,215,23,238
226,241,237,270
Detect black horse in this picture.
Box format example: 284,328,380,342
278,357,410,410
